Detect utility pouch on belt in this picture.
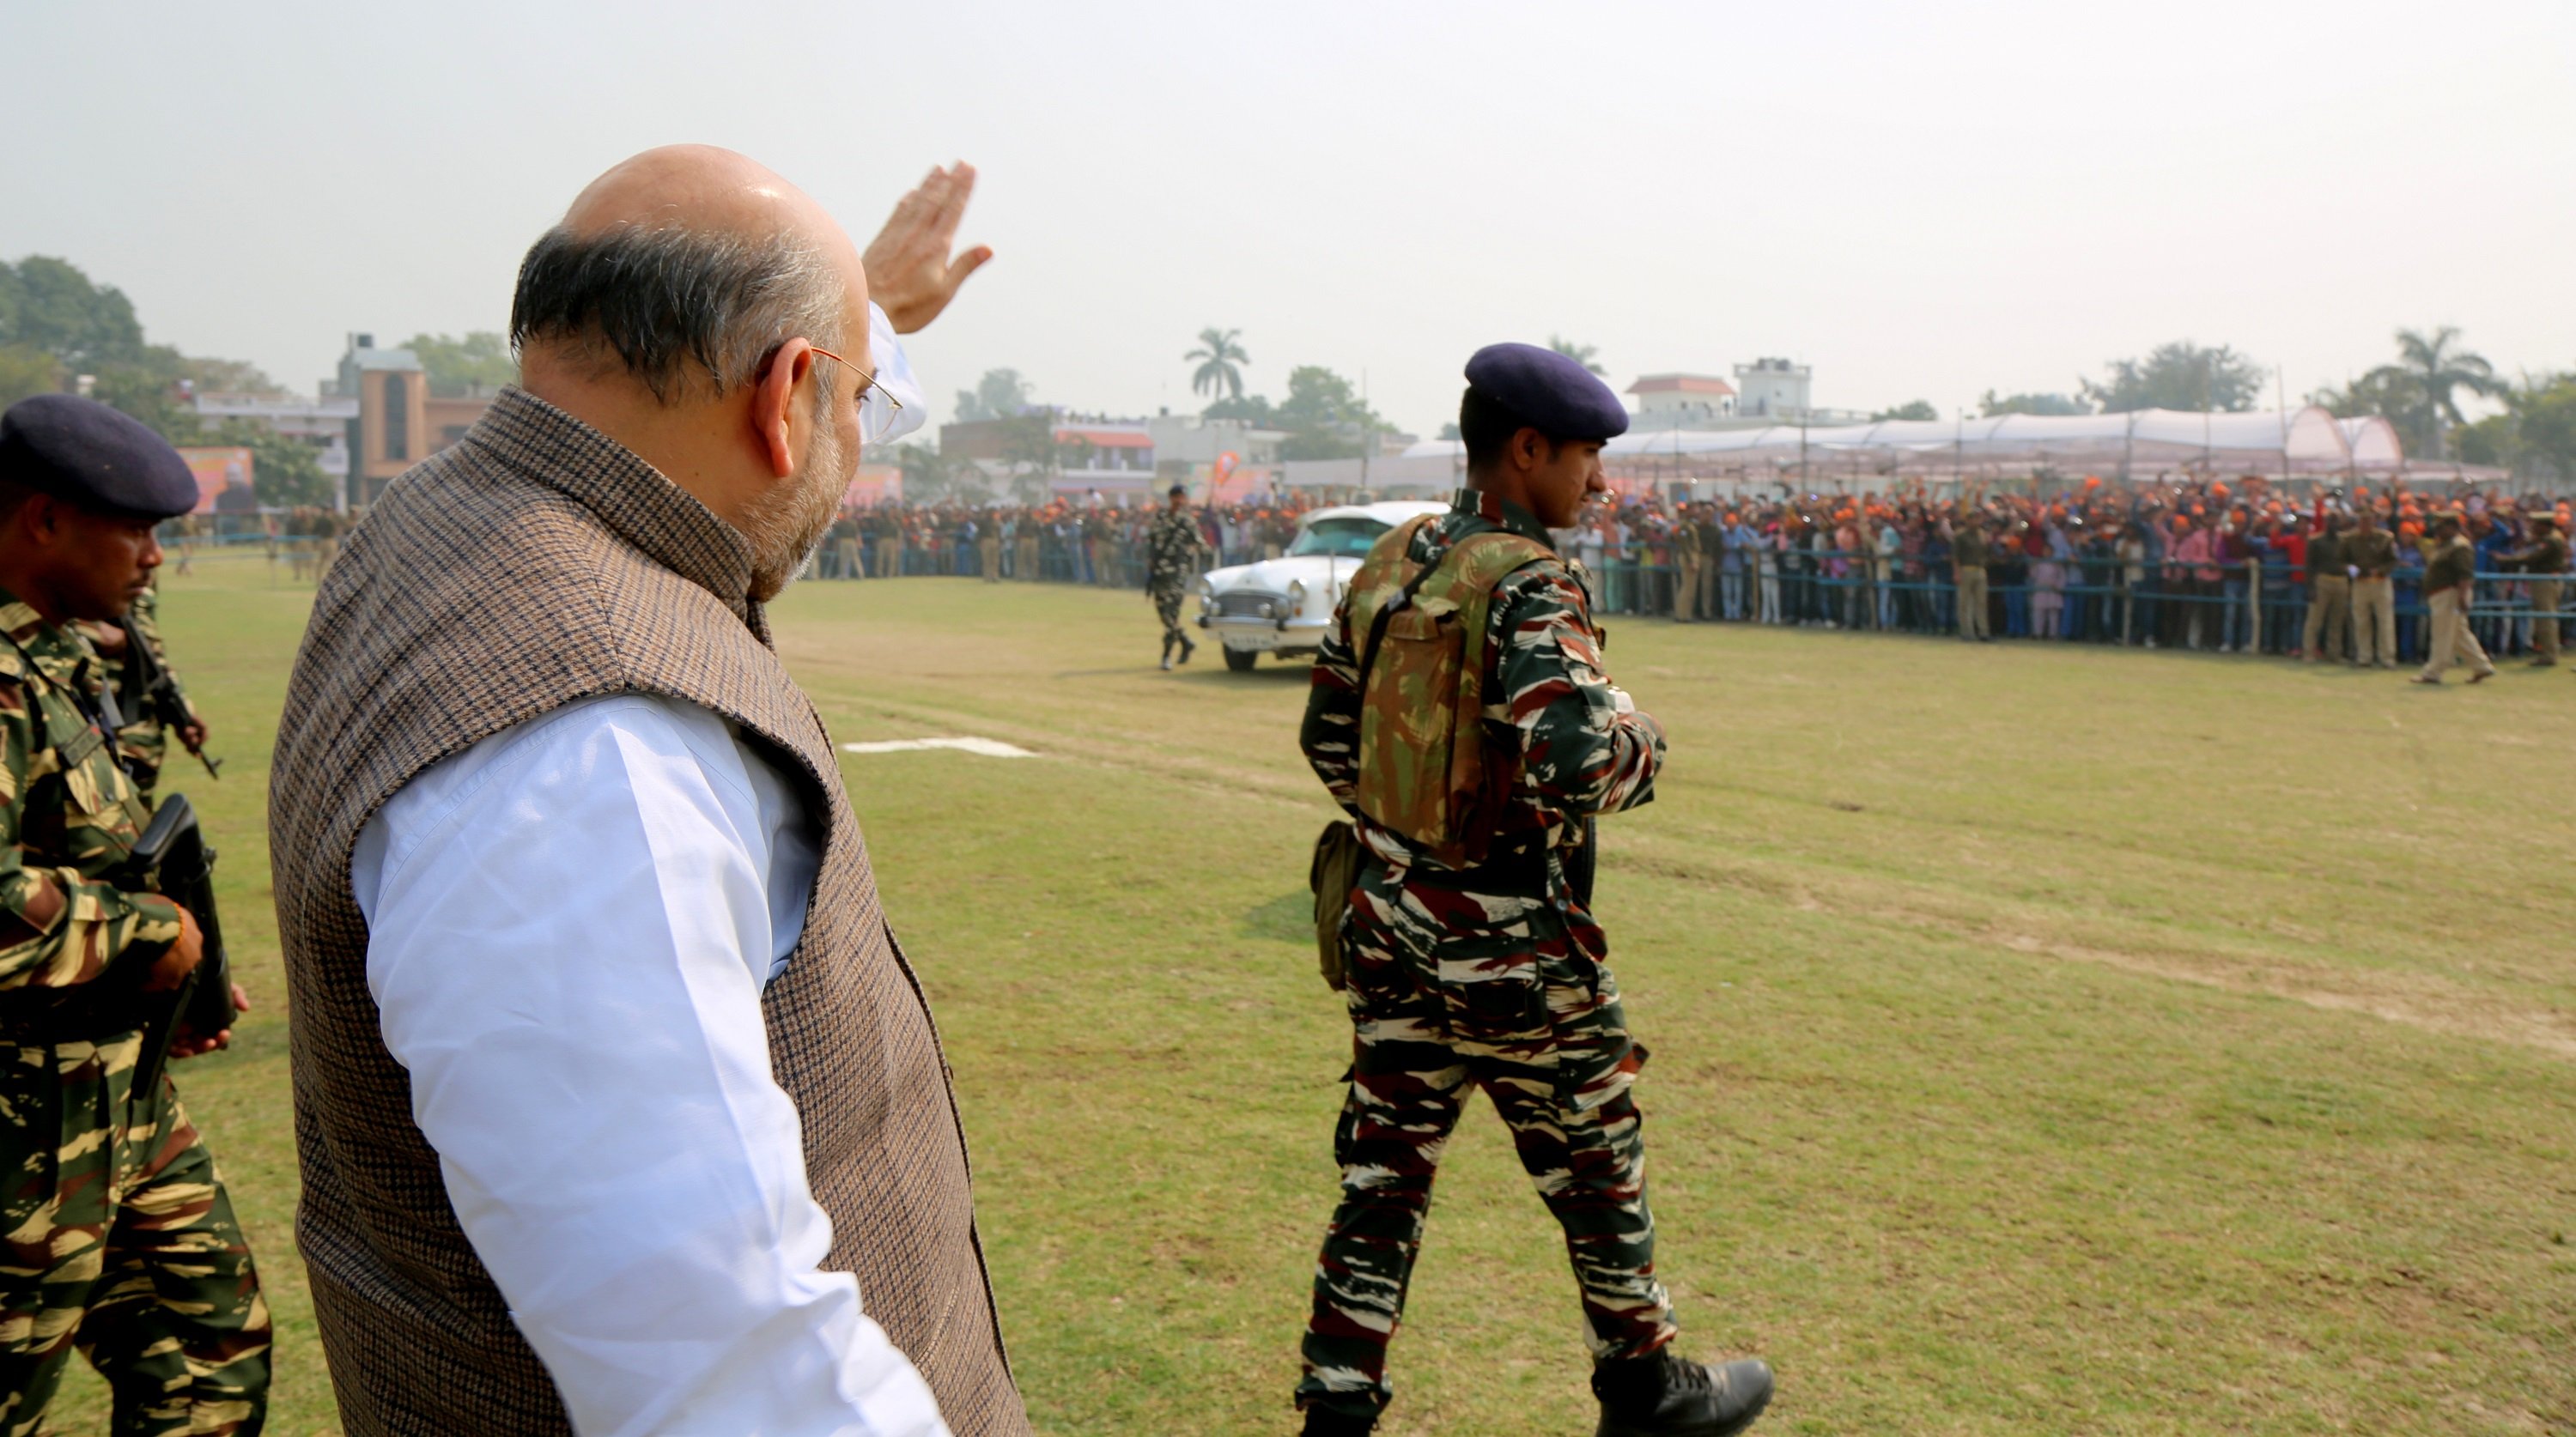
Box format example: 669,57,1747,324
1347,518,1552,866
1308,819,1363,991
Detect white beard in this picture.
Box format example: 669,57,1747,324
744,418,849,602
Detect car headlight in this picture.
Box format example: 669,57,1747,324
1256,601,1277,619
1286,579,1308,610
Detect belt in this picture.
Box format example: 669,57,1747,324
1373,833,1555,896
0,985,147,1046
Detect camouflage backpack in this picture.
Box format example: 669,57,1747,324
1346,515,1553,866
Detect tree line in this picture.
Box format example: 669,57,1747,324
0,254,525,508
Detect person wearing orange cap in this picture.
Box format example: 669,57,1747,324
2413,514,2496,684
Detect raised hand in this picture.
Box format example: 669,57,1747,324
862,162,994,335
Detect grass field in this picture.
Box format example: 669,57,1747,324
52,549,2576,1435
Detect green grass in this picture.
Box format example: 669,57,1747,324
50,551,2576,1434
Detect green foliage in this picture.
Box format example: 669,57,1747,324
235,425,333,508
399,331,516,398
86,344,196,440
1546,336,1605,375
1872,399,1940,421
0,255,146,369
1979,389,2090,417
2360,325,2504,463
2312,367,2433,456
953,368,1033,423
2081,340,2265,413
1273,365,1384,461
1185,328,1249,402
2445,372,2576,480
1200,392,1276,426
2505,372,2576,480
0,343,60,408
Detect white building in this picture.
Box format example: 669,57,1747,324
1734,357,1812,420
1626,373,1737,429
1147,412,1285,467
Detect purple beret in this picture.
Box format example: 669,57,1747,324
0,394,202,519
1464,342,1629,441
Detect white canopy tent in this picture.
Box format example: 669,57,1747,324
1401,406,2405,491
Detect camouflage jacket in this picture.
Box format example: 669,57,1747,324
0,591,182,993
79,583,200,802
1145,507,1201,592
1301,489,1665,874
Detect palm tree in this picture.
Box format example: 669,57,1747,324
1547,336,1606,375
1187,328,1249,402
2367,325,2504,462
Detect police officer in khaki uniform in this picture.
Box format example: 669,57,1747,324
2303,513,2352,663
1670,505,1704,622
2344,508,2399,668
2501,512,2567,667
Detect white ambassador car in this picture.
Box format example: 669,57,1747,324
1195,500,1446,671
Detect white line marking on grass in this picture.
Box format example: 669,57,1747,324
841,737,1038,759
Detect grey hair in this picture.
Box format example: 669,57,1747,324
508,222,845,406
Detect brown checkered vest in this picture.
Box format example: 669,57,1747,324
269,389,1026,1436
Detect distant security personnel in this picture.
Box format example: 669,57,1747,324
2501,512,2566,667
2343,508,2398,668
0,395,267,1436
2304,512,2353,664
1146,482,1202,670
1294,344,1771,1437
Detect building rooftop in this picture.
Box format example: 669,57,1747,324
1629,373,1737,397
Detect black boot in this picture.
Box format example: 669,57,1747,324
1299,1404,1376,1435
1592,1350,1772,1437
1159,634,1176,671
1177,634,1197,665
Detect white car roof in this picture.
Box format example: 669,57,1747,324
1299,500,1448,529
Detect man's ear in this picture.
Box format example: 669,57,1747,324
752,340,815,478
19,493,63,549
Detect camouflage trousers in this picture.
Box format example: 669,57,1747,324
1150,587,1187,646
1296,858,1675,1420
0,1033,270,1437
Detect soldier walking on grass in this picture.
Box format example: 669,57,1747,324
1293,343,1772,1437
0,396,266,1437
1147,483,1201,670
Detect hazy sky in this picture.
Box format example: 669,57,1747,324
6,0,2571,439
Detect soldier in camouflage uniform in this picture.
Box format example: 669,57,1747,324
0,396,268,1437
74,581,208,806
1147,483,1203,670
1293,346,1770,1437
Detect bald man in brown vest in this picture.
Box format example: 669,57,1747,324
270,148,1024,1436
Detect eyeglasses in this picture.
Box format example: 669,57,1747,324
807,343,903,446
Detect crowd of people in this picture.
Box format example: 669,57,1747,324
810,477,2574,669
808,497,1322,583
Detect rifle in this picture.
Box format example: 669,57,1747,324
115,614,220,779
125,794,231,1098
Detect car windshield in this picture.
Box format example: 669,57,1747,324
1288,517,1388,559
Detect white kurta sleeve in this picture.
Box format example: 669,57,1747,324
349,694,947,1437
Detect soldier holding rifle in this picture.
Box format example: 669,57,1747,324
1295,344,1771,1437
0,395,264,1437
